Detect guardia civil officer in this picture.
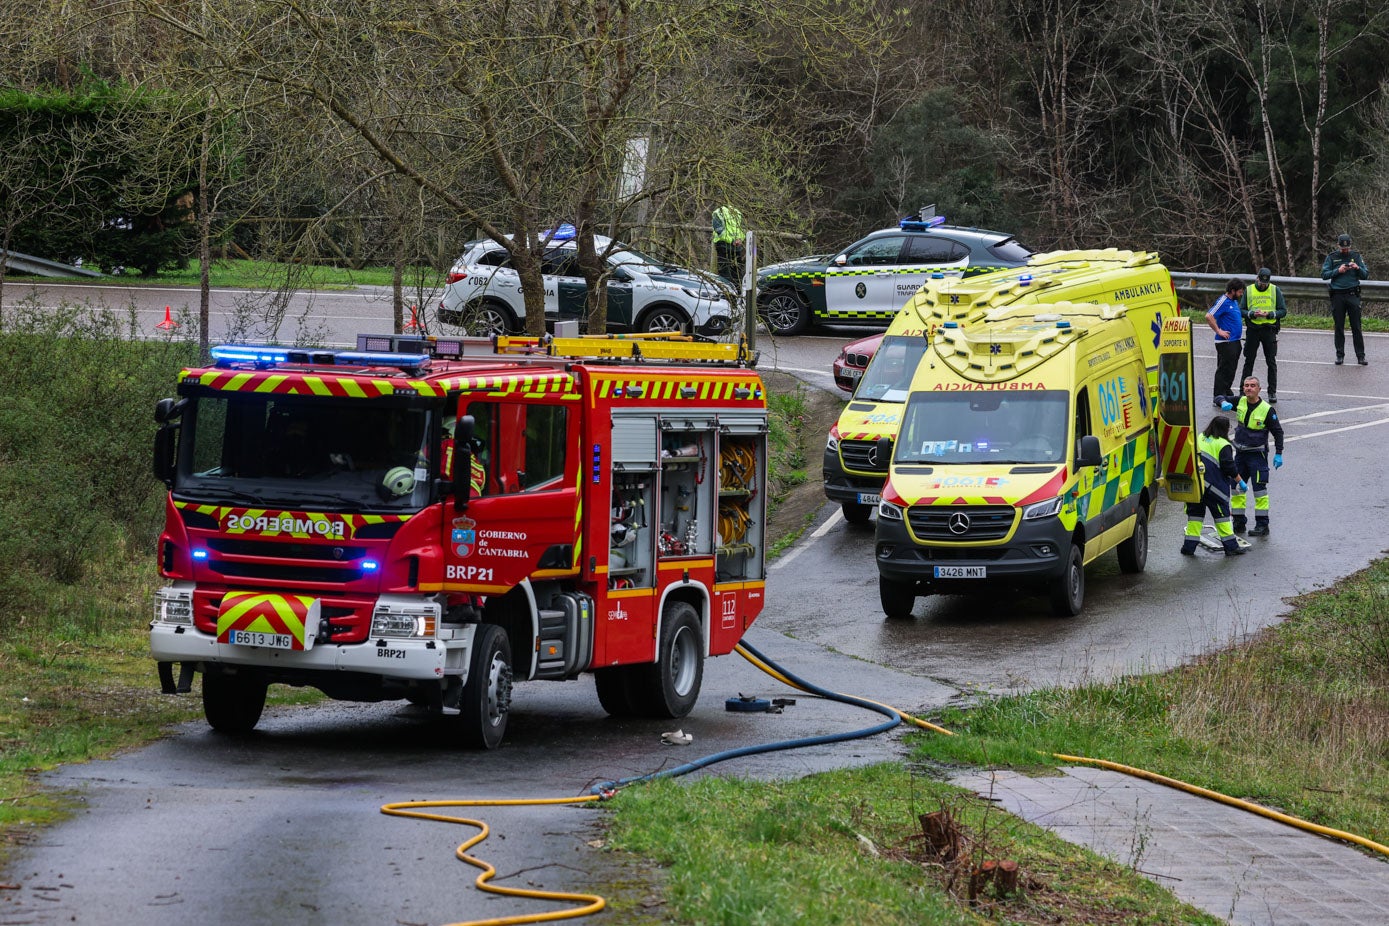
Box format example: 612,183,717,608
1239,267,1286,403
1181,416,1245,556
1321,233,1369,365
1228,376,1284,536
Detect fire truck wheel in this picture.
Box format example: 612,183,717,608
593,666,638,717
633,602,704,718
1117,506,1149,574
841,500,874,525
1050,544,1085,617
879,576,916,619
460,624,513,749
202,670,268,734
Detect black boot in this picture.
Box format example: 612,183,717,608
1249,519,1269,537
1232,515,1247,534
1223,540,1246,556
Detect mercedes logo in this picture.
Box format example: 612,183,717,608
947,512,971,534
866,445,878,467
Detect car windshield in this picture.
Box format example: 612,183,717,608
853,335,930,404
177,394,433,510
896,390,1070,464
605,244,665,272
989,238,1034,263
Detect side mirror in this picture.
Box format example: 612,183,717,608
833,254,848,267
154,425,178,486
610,267,631,283
1076,435,1102,468
155,397,186,423
452,414,477,511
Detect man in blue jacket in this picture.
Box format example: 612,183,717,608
1321,234,1370,365
1205,278,1245,407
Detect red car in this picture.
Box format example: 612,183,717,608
832,333,884,394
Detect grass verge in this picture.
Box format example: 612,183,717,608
910,562,1389,845
605,765,1220,925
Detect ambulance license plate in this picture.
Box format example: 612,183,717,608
228,629,293,649
856,492,880,505
934,566,986,579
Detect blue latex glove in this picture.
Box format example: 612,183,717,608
1236,481,1247,492
1273,453,1283,469
1220,401,1233,411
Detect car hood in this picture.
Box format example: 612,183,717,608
759,255,834,276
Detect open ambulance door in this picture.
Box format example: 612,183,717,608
1155,316,1204,503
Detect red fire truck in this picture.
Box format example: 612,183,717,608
150,333,769,748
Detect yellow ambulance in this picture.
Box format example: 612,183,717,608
874,300,1198,618
825,250,1177,524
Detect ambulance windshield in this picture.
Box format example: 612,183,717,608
854,335,929,403
897,390,1070,464
175,393,433,510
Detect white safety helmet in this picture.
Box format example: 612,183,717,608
442,416,457,439
381,466,415,498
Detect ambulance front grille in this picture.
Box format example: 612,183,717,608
839,440,890,474
906,505,1016,541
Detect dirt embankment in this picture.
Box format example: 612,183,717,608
759,370,846,545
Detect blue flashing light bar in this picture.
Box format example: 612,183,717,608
1056,320,1072,329
210,344,289,365
899,214,947,231
541,222,577,242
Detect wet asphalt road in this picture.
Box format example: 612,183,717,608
4,286,1387,923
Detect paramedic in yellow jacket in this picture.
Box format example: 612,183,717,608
1181,416,1245,557
1228,376,1284,536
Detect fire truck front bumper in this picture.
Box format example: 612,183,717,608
150,622,459,680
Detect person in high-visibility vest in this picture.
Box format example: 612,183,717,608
1239,267,1286,404
711,204,746,285
1228,375,1284,536
1181,415,1245,556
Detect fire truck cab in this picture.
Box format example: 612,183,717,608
150,334,769,748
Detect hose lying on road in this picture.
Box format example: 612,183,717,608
380,639,1388,926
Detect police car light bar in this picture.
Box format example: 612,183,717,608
899,214,947,231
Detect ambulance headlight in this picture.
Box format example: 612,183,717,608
371,599,440,638
153,584,195,625
878,500,904,521
1023,497,1063,520
826,434,839,452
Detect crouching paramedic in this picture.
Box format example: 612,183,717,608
1230,376,1284,536
1182,416,1245,557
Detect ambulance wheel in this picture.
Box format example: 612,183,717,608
841,500,873,524
459,624,513,749
759,289,809,336
879,576,917,619
593,666,638,717
202,669,268,734
1117,506,1149,574
632,601,703,718
1050,544,1085,617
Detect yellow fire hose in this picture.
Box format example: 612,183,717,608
381,642,1387,926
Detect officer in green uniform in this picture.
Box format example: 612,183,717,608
1182,416,1244,556
1240,268,1286,404
712,204,746,285
1229,376,1284,536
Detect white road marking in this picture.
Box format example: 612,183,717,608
771,508,845,570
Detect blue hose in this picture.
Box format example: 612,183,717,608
589,640,901,793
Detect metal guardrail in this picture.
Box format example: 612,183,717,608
1172,271,1389,305
1,249,103,279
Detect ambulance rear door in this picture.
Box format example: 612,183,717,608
1155,316,1203,503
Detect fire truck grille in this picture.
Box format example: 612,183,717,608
204,538,371,583
839,440,890,474
906,505,1016,541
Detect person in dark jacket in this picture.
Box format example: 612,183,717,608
1205,278,1245,407
1181,416,1245,556
1321,233,1370,365
1229,376,1284,536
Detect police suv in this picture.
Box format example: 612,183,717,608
757,212,1032,336
438,229,732,337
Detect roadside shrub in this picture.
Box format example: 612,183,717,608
0,305,196,634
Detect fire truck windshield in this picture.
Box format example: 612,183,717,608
176,394,433,510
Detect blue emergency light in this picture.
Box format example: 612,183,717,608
899,214,946,231
541,222,578,242
210,344,290,365
192,549,208,560
1019,274,1034,286
361,560,379,572
209,343,430,373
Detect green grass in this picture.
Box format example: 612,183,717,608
909,562,1389,846
605,766,1220,925
5,258,435,291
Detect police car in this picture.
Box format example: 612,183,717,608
756,212,1032,336
438,228,732,337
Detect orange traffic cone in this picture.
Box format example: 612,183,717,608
403,304,421,332
156,305,178,330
